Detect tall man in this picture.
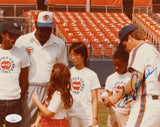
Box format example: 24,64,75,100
0,22,29,127
15,11,68,127
104,25,160,127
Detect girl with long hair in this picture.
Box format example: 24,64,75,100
31,63,73,127
68,42,101,127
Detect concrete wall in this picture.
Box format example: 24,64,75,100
68,58,115,87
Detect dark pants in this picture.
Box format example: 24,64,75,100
0,99,22,127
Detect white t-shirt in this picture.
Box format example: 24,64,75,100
128,43,160,96
0,46,30,100
105,72,130,95
45,91,67,119
15,30,68,83
68,67,101,119
105,72,130,109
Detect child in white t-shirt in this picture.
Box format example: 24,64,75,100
68,42,101,127
31,63,73,127
103,45,131,127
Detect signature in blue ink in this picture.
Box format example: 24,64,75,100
118,67,157,108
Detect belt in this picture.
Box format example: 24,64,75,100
29,82,49,87
152,95,158,100
133,95,159,100
0,98,21,102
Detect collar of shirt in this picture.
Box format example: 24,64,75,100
31,30,57,47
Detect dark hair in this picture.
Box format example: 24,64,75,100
47,63,73,109
1,21,21,35
0,33,2,44
69,42,88,67
113,44,129,63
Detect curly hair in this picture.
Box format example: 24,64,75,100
46,63,73,109
113,44,129,63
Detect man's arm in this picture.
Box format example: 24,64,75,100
31,92,55,118
92,89,98,126
19,67,29,97
103,90,113,106
104,70,144,106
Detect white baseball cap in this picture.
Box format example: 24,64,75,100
37,11,54,28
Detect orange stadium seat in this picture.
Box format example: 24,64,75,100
103,44,115,57
48,0,86,6
0,0,37,17
24,11,132,42
0,0,37,4
24,11,132,57
133,13,160,44
91,0,122,6
92,44,103,57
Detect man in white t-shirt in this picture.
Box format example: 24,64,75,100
103,45,130,127
105,25,160,127
15,11,68,127
0,22,30,127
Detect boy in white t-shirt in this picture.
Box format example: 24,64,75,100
103,45,131,127
0,22,30,127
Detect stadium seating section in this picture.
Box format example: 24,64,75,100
0,0,37,16
47,0,122,6
1,0,158,57
24,11,133,57
133,13,160,44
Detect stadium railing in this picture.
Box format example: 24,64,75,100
47,0,123,12
133,0,152,14
0,0,37,17
132,13,160,46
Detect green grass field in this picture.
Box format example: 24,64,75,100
98,101,108,127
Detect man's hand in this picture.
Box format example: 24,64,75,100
31,91,40,105
104,93,122,107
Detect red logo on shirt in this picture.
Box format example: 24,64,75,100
44,99,49,108
71,77,85,94
25,46,33,55
43,15,49,21
116,86,123,93
72,81,81,91
27,48,32,54
0,56,15,73
1,61,11,70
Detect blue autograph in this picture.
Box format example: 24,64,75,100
118,67,157,108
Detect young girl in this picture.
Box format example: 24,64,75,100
68,42,101,127
31,63,73,127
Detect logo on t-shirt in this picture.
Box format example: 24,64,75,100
44,99,49,108
43,15,49,21
25,46,33,55
71,77,85,94
114,81,126,94
0,56,15,73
